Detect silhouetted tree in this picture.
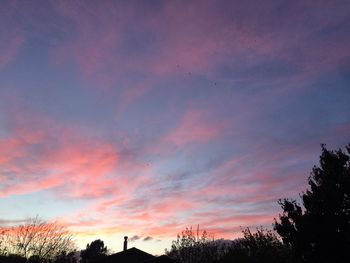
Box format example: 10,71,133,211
218,227,291,263
0,230,5,257
166,226,230,263
28,255,43,263
53,251,77,263
0,216,76,262
0,254,27,263
274,144,350,263
80,239,107,263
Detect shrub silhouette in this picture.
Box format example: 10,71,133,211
219,227,291,263
166,226,230,263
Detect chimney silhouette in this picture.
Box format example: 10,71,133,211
123,236,128,251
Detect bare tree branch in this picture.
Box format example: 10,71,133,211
0,217,76,261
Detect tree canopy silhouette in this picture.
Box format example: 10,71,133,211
274,144,350,263
166,226,230,263
0,254,26,263
218,227,291,263
0,217,76,262
80,239,108,263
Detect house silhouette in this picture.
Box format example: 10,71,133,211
95,237,175,263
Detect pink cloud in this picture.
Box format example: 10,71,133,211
165,110,224,146
0,106,121,199
45,0,350,126
0,137,27,165
149,197,194,219
0,31,23,70
0,101,315,242
116,80,155,117
158,110,226,151
141,108,229,159
51,1,131,89
0,2,25,70
144,2,282,77
200,213,274,230
48,1,288,111
0,175,64,197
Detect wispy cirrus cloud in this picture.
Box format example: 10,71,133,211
0,2,25,70
163,109,226,148
0,104,120,199
0,31,24,70
49,1,350,84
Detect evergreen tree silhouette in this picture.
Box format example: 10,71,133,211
274,144,350,263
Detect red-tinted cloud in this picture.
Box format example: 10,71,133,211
165,110,225,146
0,105,120,199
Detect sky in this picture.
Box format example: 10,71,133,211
0,0,350,255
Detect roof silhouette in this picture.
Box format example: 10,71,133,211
143,255,176,263
95,247,156,263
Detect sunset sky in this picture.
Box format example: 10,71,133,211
0,0,350,255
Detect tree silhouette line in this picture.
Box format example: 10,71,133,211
1,143,349,263
166,144,350,263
